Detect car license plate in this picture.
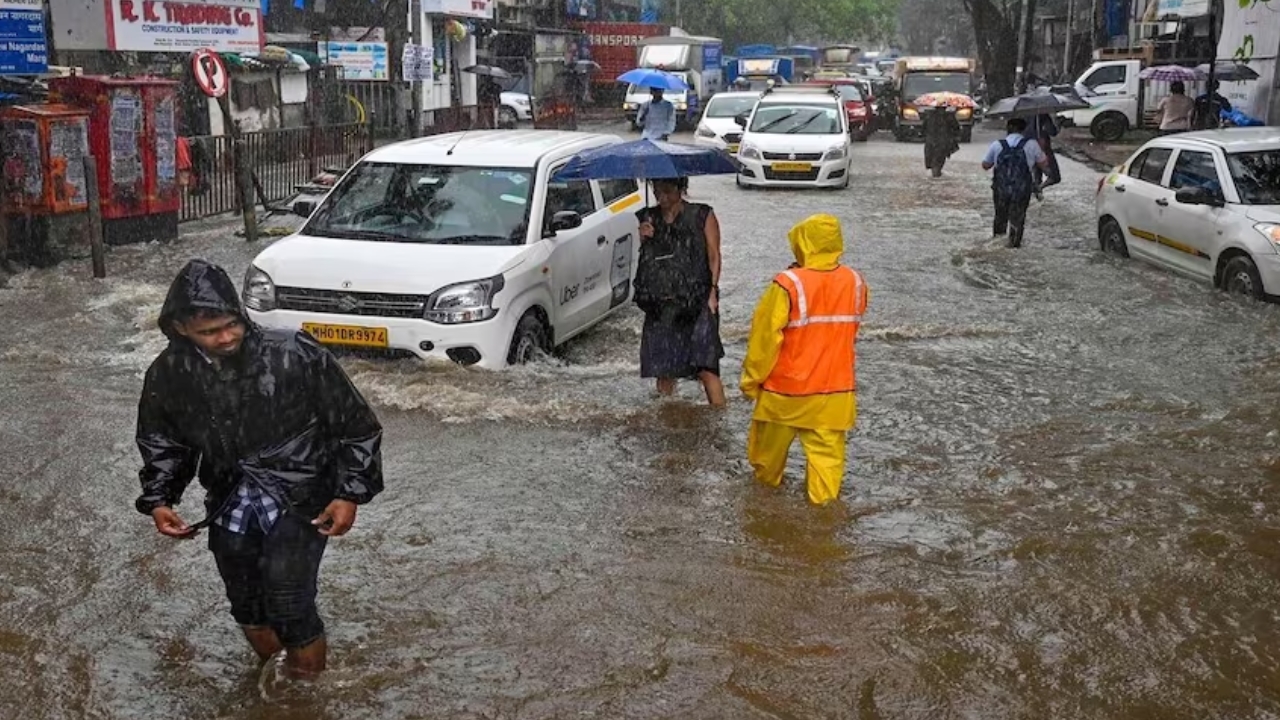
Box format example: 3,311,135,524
727,144,739,153
302,323,389,348
772,161,812,172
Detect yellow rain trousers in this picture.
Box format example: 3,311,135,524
741,214,863,506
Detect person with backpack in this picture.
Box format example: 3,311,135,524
982,117,1050,248
634,177,726,406
740,214,868,506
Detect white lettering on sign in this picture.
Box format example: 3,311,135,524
590,34,646,46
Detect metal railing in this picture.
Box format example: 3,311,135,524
180,122,372,223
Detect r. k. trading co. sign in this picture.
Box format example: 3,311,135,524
0,0,48,75
106,0,264,54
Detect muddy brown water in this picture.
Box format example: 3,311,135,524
3,130,1280,719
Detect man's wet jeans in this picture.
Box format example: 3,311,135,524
993,189,1031,248
209,510,328,649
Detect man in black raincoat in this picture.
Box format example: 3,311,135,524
135,259,383,677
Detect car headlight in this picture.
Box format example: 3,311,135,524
676,103,688,111
849,106,867,116
243,266,276,312
824,145,847,161
424,275,505,324
623,102,637,110
1257,223,1280,252
903,108,919,119
956,108,972,120
513,96,531,107
740,145,762,160
695,124,716,138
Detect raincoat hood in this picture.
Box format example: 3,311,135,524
158,260,247,341
787,214,844,271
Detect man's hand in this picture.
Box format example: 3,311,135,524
313,499,358,537
639,219,655,240
151,506,195,538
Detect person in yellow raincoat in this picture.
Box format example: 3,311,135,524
741,214,868,505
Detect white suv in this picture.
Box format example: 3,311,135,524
734,86,852,189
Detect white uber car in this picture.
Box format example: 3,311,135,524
244,131,643,368
734,86,852,189
1096,128,1280,300
693,91,762,154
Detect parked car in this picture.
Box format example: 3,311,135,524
244,131,644,368
734,85,852,189
1096,128,1280,299
694,90,762,154
500,91,533,125
800,79,875,141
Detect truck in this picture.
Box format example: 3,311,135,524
817,45,863,72
573,21,671,96
624,35,725,129
725,57,794,88
780,45,820,76
1059,55,1179,141
891,56,976,142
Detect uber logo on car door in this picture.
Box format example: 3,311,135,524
609,234,633,308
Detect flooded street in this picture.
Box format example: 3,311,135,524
6,128,1280,719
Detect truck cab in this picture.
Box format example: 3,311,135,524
626,35,725,129
1060,59,1144,141
891,56,976,142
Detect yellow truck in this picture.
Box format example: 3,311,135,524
892,56,977,143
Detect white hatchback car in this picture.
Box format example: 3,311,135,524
1096,128,1280,299
243,131,643,368
734,86,852,189
693,91,762,154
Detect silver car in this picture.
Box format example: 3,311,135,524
1095,128,1280,299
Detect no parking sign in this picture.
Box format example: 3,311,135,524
191,48,229,99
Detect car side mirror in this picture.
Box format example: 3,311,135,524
1175,186,1225,208
546,210,583,236
293,200,316,218
734,113,748,127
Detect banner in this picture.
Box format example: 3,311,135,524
1216,0,1280,123
322,42,389,80
0,0,47,75
1156,0,1210,17
106,0,265,53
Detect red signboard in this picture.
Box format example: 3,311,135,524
574,22,669,85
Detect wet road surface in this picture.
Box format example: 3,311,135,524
5,128,1280,718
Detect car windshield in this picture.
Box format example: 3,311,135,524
706,96,758,117
1227,150,1280,205
628,83,686,101
750,104,841,134
903,72,971,100
833,84,864,101
303,162,533,245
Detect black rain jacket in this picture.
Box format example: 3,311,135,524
135,260,384,522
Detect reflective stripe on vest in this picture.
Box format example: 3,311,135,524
763,266,866,397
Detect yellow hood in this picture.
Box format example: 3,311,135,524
787,214,844,270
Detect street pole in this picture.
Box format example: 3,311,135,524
389,0,409,139
83,156,106,279
1206,0,1218,127
1016,0,1033,93
410,0,423,137
1064,0,1075,80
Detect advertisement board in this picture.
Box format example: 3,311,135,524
0,0,47,75
322,41,389,81
105,0,265,53
1156,0,1210,18
1216,0,1280,123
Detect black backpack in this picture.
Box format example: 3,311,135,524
993,137,1034,201
634,205,711,322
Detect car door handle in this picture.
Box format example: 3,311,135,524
1115,185,1126,193
1156,198,1169,207
597,235,608,246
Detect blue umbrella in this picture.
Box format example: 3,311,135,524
553,139,738,182
617,68,689,92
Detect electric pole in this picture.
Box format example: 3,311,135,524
1064,0,1075,80
1016,0,1034,93
411,0,423,136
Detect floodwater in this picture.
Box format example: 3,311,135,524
4,128,1280,719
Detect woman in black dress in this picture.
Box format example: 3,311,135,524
634,177,726,407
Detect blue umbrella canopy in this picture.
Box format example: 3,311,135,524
553,140,739,182
617,68,690,91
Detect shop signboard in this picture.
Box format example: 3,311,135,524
0,0,48,75
323,41,390,81
105,0,265,53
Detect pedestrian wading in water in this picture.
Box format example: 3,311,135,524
921,106,961,178
634,177,726,407
135,259,384,678
742,214,869,505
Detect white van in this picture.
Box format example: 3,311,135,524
242,131,643,369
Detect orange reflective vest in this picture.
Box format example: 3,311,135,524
762,266,867,397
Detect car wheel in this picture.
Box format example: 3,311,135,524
1222,255,1265,300
736,175,752,189
506,311,550,365
499,106,519,128
1099,217,1129,257
1090,112,1128,142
